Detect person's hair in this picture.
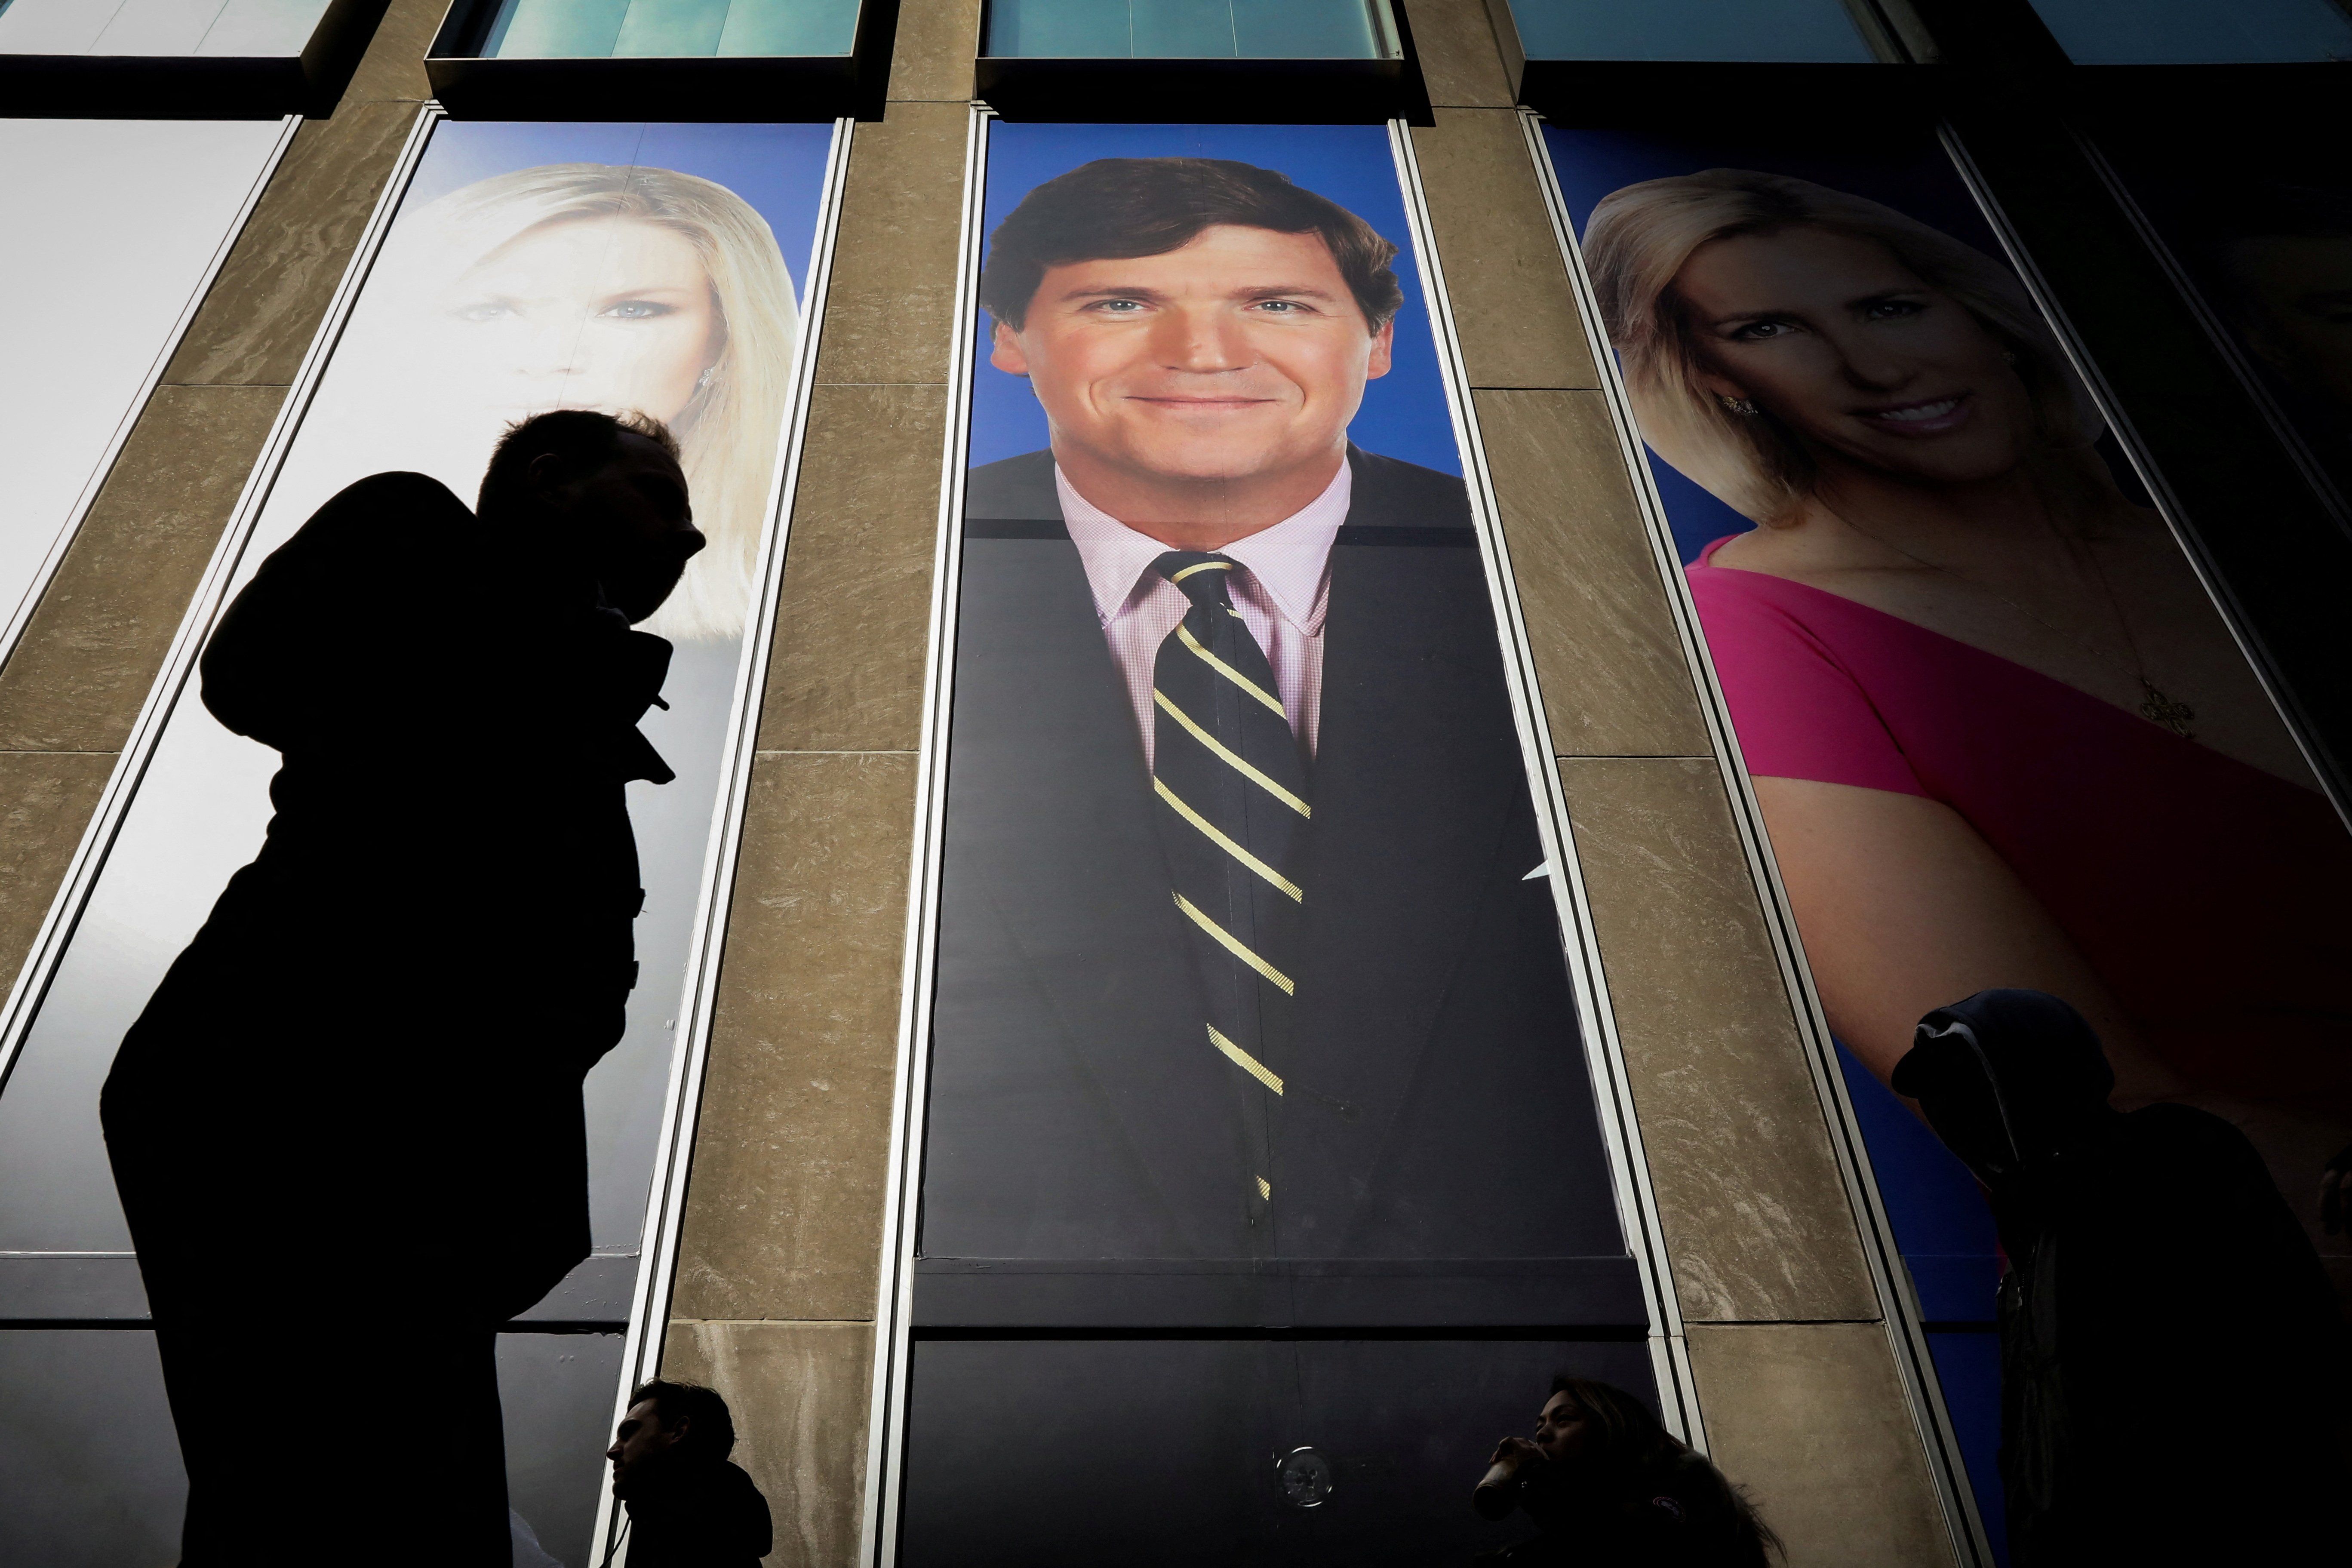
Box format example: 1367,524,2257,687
479,408,680,526
1583,169,2101,526
1547,1376,1782,1560
394,163,798,641
977,157,1405,335
628,1378,737,1464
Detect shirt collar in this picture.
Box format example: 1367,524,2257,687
1055,458,1352,633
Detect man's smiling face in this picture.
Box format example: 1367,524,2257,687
990,224,1393,497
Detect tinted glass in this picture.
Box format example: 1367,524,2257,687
901,1339,1658,1565
2027,0,2352,62
1507,0,1874,61
0,0,331,55
986,0,1389,58
480,0,860,57
0,1329,619,1566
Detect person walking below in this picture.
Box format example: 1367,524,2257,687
1474,1376,1778,1566
100,409,704,1566
607,1380,773,1567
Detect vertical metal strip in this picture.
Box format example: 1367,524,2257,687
855,99,993,1568
0,114,303,673
0,103,442,1099
591,116,860,1568
1387,118,1704,1446
1515,109,1995,1566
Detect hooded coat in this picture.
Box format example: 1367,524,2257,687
1893,989,2349,1566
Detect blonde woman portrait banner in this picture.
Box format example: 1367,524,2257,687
0,119,832,1567
1546,125,2352,1564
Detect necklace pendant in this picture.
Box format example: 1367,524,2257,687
2140,680,2197,740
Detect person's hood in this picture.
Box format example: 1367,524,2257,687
1890,988,2117,1191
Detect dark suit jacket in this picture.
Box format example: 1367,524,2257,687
922,447,1623,1264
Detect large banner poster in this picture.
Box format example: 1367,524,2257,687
1543,127,2352,1562
897,122,1651,1562
0,120,833,1568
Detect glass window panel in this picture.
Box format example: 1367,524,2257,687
987,0,1132,54
195,0,332,54
0,0,330,54
90,0,228,55
483,0,858,56
486,0,630,56
902,1339,1658,1564
2026,0,2352,62
0,1328,620,1565
0,0,119,53
1507,0,1874,62
612,0,731,55
1233,0,1379,57
716,0,860,55
985,0,1387,57
1131,0,1235,55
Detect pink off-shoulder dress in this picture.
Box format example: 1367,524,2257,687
1686,536,2352,1100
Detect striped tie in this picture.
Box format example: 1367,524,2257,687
1148,550,1311,1221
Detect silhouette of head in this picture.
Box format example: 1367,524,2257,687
478,409,705,624
1892,988,2118,1190
606,1378,735,1499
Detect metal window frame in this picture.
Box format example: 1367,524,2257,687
853,106,1696,1567
0,111,300,677
1516,110,1999,1568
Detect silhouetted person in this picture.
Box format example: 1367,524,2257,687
1472,1376,1775,1567
607,1379,773,1567
98,409,704,1566
1893,989,2349,1567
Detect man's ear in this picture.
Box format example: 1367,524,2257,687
1365,318,1395,381
988,319,1031,378
525,449,574,506
658,1414,690,1450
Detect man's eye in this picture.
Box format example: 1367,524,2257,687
602,300,675,320
1090,299,1144,312
1255,300,1304,313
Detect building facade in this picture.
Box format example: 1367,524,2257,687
3,1,2346,1563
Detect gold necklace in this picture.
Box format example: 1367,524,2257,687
1828,510,2198,741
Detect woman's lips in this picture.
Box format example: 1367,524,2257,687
1855,392,1973,437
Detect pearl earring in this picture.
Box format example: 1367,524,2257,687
1718,394,1759,416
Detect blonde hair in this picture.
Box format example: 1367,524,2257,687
387,163,798,640
1584,169,2099,525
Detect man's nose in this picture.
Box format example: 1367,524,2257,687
673,522,707,559
1153,305,1248,372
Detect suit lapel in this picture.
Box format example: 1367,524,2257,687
1273,458,1523,1254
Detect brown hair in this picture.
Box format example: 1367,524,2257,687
978,157,1404,335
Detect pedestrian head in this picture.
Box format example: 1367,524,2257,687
606,1378,736,1499
478,408,704,625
